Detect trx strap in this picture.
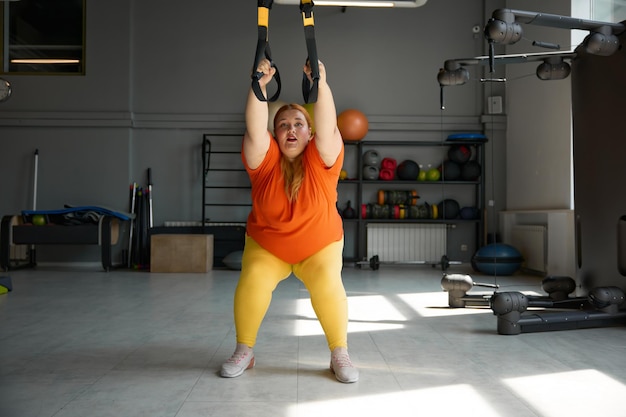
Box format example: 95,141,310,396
300,0,319,103
252,0,281,102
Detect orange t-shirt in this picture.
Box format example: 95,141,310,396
242,135,344,264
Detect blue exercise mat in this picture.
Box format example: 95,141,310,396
22,206,133,221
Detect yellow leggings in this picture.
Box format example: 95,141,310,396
234,235,347,351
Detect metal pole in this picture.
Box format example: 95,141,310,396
33,149,39,210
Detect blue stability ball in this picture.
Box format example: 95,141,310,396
473,243,523,275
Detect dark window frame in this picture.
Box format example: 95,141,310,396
1,0,86,75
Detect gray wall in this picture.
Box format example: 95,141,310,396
571,29,626,291
2,0,578,263
504,0,573,210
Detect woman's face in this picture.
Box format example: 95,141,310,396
274,109,312,160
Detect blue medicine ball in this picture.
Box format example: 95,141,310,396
460,206,479,219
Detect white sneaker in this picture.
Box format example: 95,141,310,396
330,347,359,383
220,345,255,378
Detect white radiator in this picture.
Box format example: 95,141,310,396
510,225,547,273
10,244,28,261
500,210,575,278
367,223,447,262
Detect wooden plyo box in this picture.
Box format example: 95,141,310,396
150,234,213,273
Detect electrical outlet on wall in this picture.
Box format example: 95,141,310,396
488,96,503,114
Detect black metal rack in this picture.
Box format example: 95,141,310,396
202,133,251,224
339,139,486,264
201,133,249,267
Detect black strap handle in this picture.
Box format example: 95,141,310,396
300,0,319,103
252,0,281,102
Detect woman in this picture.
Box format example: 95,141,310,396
220,58,358,383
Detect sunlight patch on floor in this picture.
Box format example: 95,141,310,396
289,384,501,417
294,296,406,336
294,318,405,336
398,291,494,317
296,295,407,322
348,295,408,322
503,369,626,416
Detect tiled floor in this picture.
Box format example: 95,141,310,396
1,263,626,417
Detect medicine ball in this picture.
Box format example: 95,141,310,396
363,150,381,166
381,157,397,171
440,160,461,181
363,165,379,180
437,199,460,219
222,250,243,270
378,168,394,180
448,145,471,164
337,109,369,141
397,160,420,180
461,160,482,181
460,206,479,220
342,201,356,219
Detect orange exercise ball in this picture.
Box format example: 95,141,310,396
337,109,368,141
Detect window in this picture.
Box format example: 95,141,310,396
571,0,626,48
572,0,626,21
1,0,85,74
589,0,626,21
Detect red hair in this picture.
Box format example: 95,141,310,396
273,103,314,131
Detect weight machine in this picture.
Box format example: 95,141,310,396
438,9,626,335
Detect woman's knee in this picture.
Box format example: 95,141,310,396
238,264,283,295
